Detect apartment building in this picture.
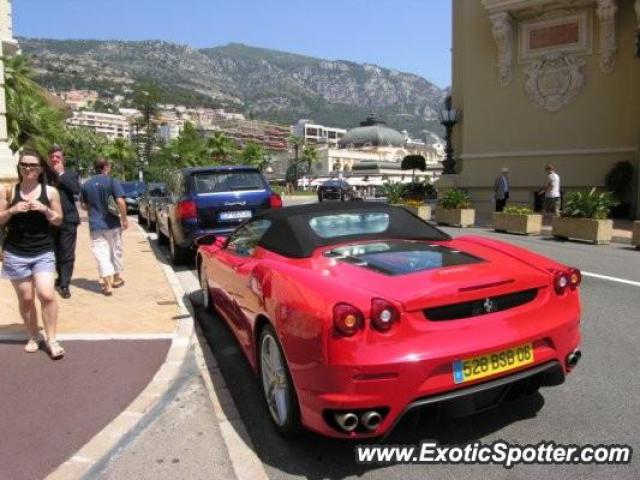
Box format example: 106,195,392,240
294,119,346,146
67,111,131,140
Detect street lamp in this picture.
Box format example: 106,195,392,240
439,96,460,175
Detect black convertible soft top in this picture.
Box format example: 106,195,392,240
255,202,450,258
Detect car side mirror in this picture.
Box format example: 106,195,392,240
195,234,219,247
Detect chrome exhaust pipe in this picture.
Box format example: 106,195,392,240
360,411,383,431
566,349,582,368
334,412,359,432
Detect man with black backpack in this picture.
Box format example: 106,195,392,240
80,158,128,296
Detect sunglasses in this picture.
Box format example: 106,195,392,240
19,162,41,171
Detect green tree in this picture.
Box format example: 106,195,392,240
206,132,237,164
401,154,427,183
102,137,137,180
4,55,64,156
63,127,108,175
239,141,265,169
132,81,162,167
162,121,207,168
301,144,319,175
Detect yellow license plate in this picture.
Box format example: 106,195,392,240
453,343,534,384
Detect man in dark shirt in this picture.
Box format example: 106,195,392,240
80,158,128,296
48,145,80,299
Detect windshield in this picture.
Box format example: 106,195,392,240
148,183,167,197
194,171,266,194
121,182,145,195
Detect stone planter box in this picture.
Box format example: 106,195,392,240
492,213,542,235
551,217,613,245
632,221,640,249
404,204,432,221
435,208,475,228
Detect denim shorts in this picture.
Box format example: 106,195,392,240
1,250,56,280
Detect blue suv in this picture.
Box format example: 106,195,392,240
156,166,282,264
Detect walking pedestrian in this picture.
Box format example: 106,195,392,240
540,164,561,217
80,158,128,296
493,167,510,212
0,151,65,359
48,145,80,299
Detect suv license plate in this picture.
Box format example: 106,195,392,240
219,210,252,221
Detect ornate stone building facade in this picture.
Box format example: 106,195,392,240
451,0,640,217
0,0,17,187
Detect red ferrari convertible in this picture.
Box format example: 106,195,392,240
196,202,581,438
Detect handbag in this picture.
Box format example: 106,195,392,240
106,177,120,218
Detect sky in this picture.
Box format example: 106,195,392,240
13,0,452,88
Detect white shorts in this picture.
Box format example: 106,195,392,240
90,228,124,278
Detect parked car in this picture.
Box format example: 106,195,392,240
317,179,354,202
196,202,582,438
138,182,167,230
121,181,146,213
156,166,281,265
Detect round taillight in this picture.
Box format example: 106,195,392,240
333,303,364,336
554,271,570,295
569,268,581,289
370,298,399,332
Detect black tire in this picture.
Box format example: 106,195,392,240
169,228,190,265
137,212,145,227
258,324,302,437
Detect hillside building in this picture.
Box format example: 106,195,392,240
66,111,131,140
294,120,346,146
299,115,443,188
450,0,640,217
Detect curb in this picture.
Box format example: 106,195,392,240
46,225,195,480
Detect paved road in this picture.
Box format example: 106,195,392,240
127,200,639,480
0,340,170,480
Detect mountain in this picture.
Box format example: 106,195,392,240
19,38,447,138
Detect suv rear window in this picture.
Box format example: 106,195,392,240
194,171,266,194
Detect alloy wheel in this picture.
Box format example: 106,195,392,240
260,333,290,426
200,264,210,310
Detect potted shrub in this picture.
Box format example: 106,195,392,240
404,198,432,221
435,187,475,227
552,188,616,244
632,221,640,249
381,182,407,207
493,205,542,235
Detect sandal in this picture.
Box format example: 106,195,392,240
101,284,113,296
46,339,65,360
112,279,125,289
24,336,42,353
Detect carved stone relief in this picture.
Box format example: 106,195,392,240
524,53,585,112
489,12,515,87
595,0,618,73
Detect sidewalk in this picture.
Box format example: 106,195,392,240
0,220,190,480
472,211,635,244
0,223,179,338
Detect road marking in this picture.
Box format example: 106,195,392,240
582,271,640,288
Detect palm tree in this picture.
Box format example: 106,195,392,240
4,55,64,155
206,132,236,164
102,138,137,180
301,144,319,175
